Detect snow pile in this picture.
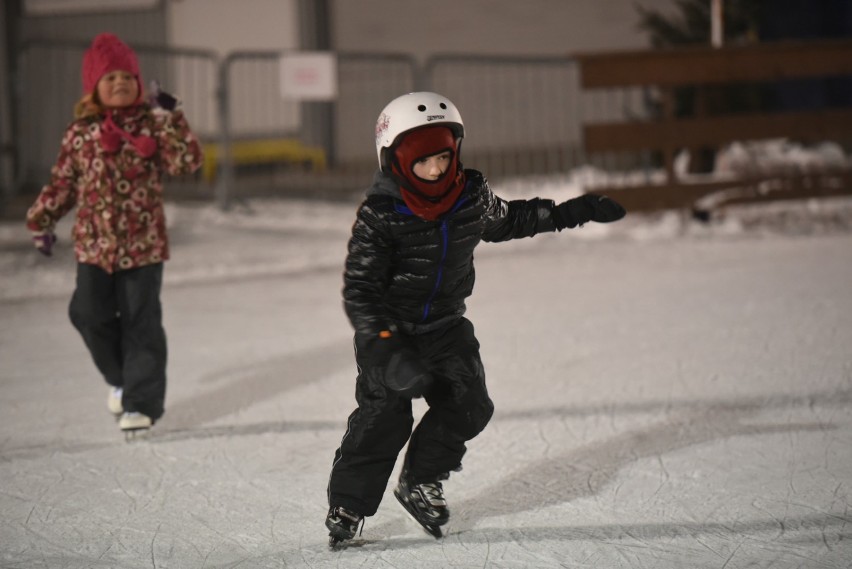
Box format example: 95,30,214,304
3,152,852,303
715,139,849,177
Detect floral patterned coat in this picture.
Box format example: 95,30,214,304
26,105,203,273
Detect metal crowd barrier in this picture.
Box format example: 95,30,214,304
13,43,645,207
15,40,218,198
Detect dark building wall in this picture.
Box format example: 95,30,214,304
760,0,852,110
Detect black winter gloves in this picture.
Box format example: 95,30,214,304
553,193,626,230
361,332,433,399
148,80,179,112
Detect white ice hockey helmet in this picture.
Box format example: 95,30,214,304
374,91,464,169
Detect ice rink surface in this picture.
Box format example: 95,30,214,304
2,181,851,568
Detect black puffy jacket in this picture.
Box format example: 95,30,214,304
343,168,558,337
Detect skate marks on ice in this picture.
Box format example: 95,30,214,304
0,414,345,462
301,516,851,568
0,437,125,462
370,387,852,546
395,513,850,552
459,389,851,520
0,339,352,460
0,419,345,461
148,338,352,435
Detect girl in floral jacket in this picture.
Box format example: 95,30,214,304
25,32,203,436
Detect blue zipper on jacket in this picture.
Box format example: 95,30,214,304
395,196,469,322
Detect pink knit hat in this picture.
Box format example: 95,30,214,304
81,33,143,100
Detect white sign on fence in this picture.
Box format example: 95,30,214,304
279,52,337,101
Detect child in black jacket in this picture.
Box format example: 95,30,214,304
326,92,625,546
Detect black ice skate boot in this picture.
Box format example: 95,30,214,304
325,506,363,548
394,477,449,538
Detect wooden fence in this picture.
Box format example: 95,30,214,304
576,39,852,215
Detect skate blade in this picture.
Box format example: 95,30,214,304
123,427,151,442
329,536,352,550
328,536,376,550
394,490,445,539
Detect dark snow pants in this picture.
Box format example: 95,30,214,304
68,262,167,421
328,317,494,517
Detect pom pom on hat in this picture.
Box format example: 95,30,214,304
82,33,142,98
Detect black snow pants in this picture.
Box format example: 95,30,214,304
328,317,494,517
68,262,167,421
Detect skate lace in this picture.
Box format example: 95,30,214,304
417,482,446,506
334,506,365,537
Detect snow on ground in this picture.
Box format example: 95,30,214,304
1,175,851,568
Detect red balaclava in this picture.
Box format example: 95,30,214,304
391,125,466,221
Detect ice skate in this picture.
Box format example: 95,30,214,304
394,478,448,538
325,506,363,548
107,386,123,416
119,412,152,441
